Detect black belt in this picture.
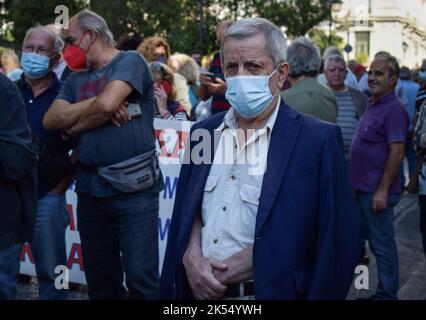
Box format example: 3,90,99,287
224,281,255,298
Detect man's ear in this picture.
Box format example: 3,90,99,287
277,62,289,87
50,52,61,69
88,30,96,44
390,74,398,87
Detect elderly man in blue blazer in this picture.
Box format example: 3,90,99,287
160,18,360,300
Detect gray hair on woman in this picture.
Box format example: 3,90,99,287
220,17,287,67
287,37,321,78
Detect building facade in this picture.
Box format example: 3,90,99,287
332,0,426,68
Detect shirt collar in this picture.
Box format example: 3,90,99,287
217,96,281,132
368,91,396,107
18,72,61,94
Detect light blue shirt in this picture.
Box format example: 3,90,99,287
401,80,420,131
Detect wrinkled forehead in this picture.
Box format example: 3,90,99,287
24,29,55,48
325,59,346,71
222,33,269,62
370,57,390,72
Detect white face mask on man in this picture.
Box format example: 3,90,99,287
225,67,279,119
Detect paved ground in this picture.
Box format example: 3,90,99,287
17,194,426,300
347,193,426,300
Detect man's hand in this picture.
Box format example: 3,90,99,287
207,77,227,96
182,250,228,300
60,130,73,141
373,189,388,212
200,73,214,86
63,126,80,140
111,102,131,127
212,246,253,286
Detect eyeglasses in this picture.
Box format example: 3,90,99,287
22,45,52,56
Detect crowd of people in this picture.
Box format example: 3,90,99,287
0,8,425,300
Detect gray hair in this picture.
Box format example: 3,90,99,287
374,53,400,78
169,53,200,85
24,26,63,53
220,18,287,67
73,9,116,46
322,46,342,60
287,37,321,78
324,54,347,71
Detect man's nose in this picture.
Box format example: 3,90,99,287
236,65,252,76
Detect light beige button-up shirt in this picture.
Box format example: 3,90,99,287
201,98,280,261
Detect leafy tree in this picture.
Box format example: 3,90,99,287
251,0,332,38
309,28,343,56
0,0,335,55
4,0,86,44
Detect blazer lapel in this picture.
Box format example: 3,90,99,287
176,117,223,246
255,102,302,236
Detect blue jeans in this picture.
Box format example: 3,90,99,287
0,244,21,300
31,193,69,300
77,192,159,300
357,192,400,300
417,195,426,258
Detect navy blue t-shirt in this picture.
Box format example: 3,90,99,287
15,73,71,198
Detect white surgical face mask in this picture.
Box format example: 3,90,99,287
225,67,279,119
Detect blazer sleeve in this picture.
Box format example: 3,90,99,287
159,126,195,299
308,125,361,299
0,78,37,182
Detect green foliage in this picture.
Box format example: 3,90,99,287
0,0,335,54
5,0,86,44
356,52,369,65
251,0,332,38
309,28,344,56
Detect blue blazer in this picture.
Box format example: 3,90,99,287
160,100,361,300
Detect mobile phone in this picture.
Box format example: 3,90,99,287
203,72,216,82
127,102,142,118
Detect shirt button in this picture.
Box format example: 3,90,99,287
213,239,218,244
222,206,227,211
29,99,33,104
231,175,236,181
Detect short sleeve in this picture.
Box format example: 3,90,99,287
384,104,408,145
109,51,151,97
56,74,76,103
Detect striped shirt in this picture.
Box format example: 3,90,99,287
416,86,426,111
334,89,358,160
